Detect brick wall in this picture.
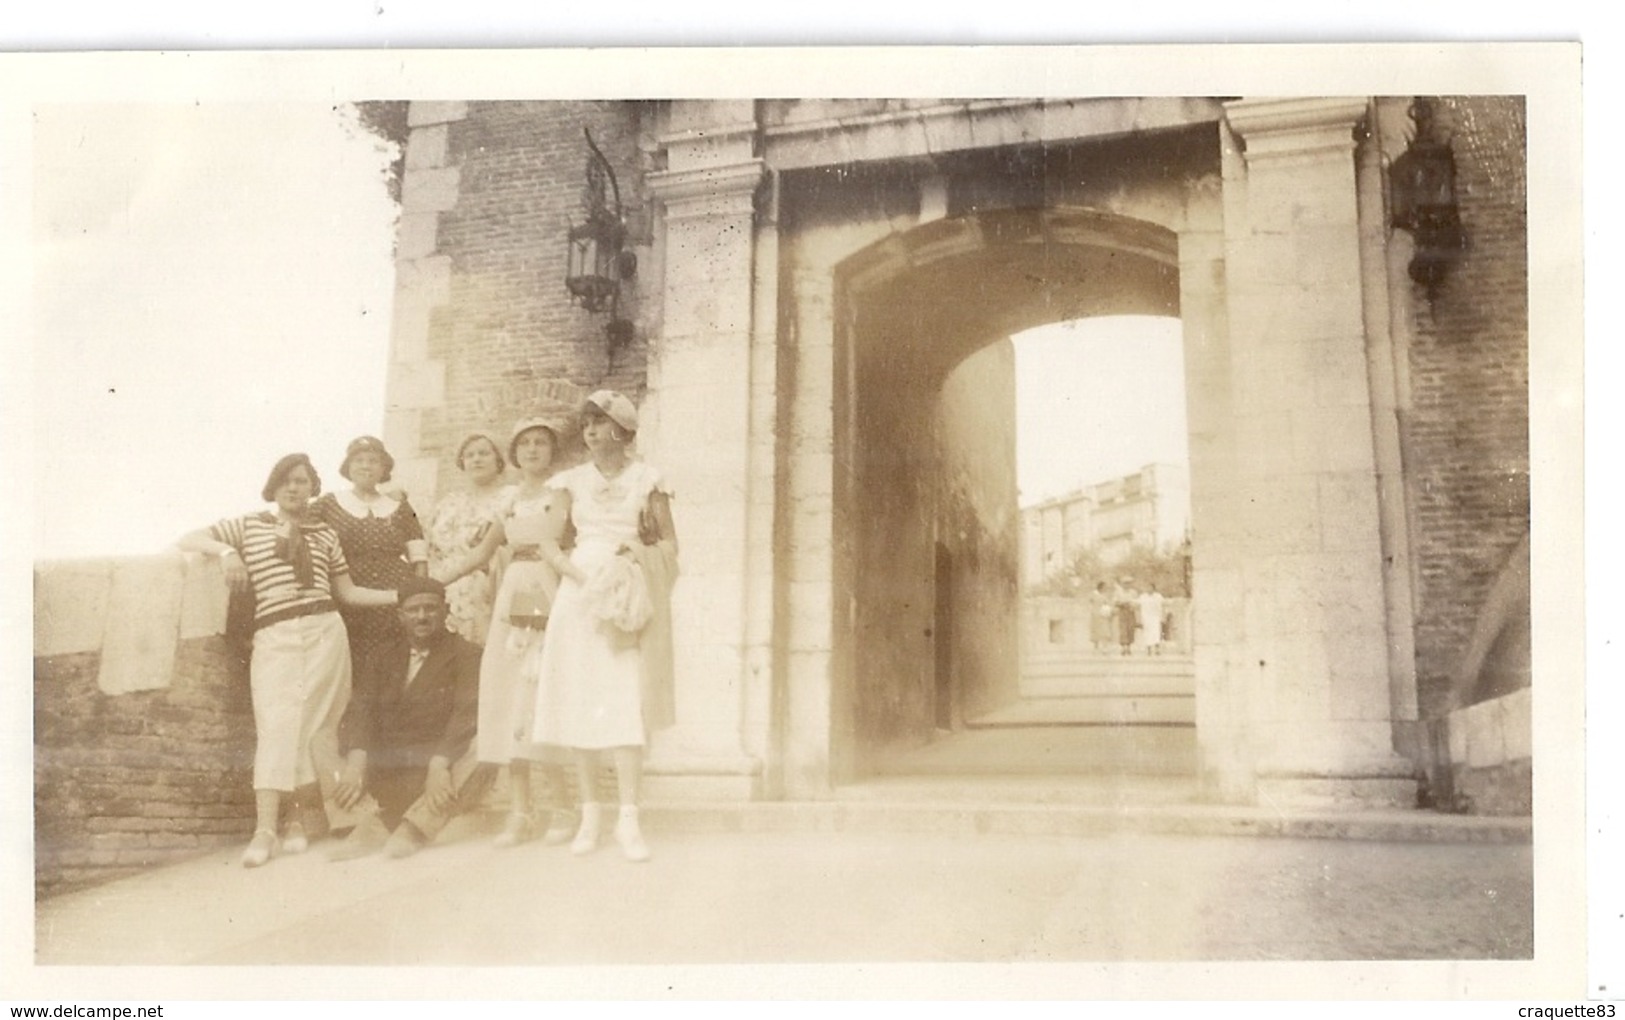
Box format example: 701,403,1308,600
1402,96,1530,722
34,557,256,898
422,100,653,488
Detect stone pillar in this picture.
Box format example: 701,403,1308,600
1359,98,1423,757
383,102,466,508
641,101,769,799
1182,142,1256,804
1220,97,1417,807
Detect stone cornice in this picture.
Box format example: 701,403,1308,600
647,160,767,220
1224,97,1370,163
655,120,761,154
760,97,1228,172
762,98,1036,143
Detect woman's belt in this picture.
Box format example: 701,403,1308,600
255,599,337,632
510,545,544,562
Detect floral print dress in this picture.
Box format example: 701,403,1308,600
426,484,511,644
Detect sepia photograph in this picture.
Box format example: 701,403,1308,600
2,39,1595,1003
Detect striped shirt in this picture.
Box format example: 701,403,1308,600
210,512,350,628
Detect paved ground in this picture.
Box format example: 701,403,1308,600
36,815,1533,968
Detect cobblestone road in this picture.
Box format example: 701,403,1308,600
37,826,1533,968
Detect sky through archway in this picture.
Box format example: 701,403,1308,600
1012,315,1189,506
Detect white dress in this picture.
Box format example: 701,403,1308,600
476,484,562,764
1137,591,1165,645
530,459,667,749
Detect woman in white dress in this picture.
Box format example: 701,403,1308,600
435,418,577,847
528,390,677,863
1136,583,1166,655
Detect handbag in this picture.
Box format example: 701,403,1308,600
583,553,653,634
507,585,550,629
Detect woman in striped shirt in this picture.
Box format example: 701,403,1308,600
179,453,401,868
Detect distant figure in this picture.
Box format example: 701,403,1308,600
1089,581,1115,653
1113,578,1139,656
1137,583,1166,656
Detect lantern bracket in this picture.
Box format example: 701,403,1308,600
1388,98,1467,302
564,128,637,360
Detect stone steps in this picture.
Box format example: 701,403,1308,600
1022,652,1195,674
1019,676,1197,699
1018,654,1196,708
640,790,1532,844
977,653,1198,724
969,696,1195,726
872,724,1199,776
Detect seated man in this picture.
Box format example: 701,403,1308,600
329,575,493,860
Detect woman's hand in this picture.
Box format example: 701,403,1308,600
439,519,504,586
176,530,252,591
332,755,367,811
334,574,399,608
221,553,251,593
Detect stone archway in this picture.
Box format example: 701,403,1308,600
645,97,1420,807
831,207,1186,779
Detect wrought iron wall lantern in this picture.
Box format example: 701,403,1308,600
1388,98,1467,301
565,128,637,357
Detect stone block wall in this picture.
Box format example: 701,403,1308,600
937,339,1021,725
1425,688,1533,815
1401,96,1530,723
34,556,255,898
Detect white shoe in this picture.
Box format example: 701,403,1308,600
615,806,650,863
282,821,308,855
571,803,602,856
493,812,535,849
241,829,278,868
542,809,578,846
326,816,388,862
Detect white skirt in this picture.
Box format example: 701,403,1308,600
477,559,560,763
249,611,351,792
530,542,646,749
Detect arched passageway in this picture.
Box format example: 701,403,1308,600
832,208,1191,780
